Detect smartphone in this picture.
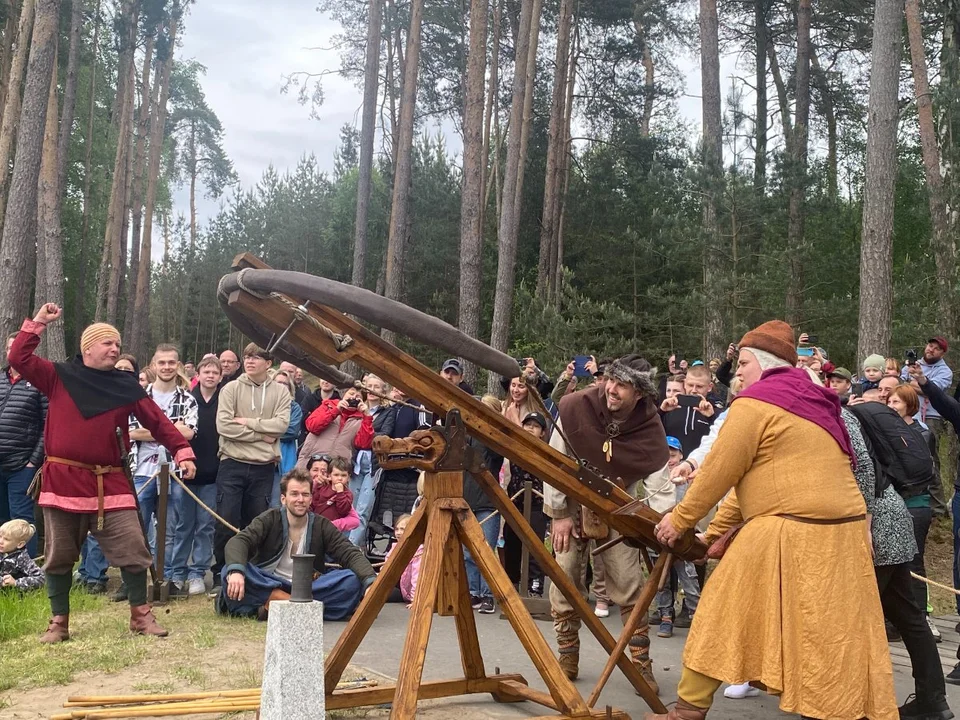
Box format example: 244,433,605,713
677,395,701,408
851,382,863,398
804,335,819,345
797,347,815,357
905,348,918,366
573,355,592,378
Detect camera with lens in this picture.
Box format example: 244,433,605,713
347,398,360,408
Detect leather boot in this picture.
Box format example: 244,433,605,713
558,650,579,680
129,604,168,637
636,658,660,696
643,698,709,720
257,589,291,621
39,615,69,644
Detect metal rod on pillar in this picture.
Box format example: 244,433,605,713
291,554,316,602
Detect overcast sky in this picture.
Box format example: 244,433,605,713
168,1,735,258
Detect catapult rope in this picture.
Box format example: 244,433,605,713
911,571,960,596
269,291,354,351
169,473,240,534
478,487,545,526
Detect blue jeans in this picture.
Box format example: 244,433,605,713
0,465,38,556
78,535,109,583
215,563,362,621
347,461,378,546
169,482,217,582
465,509,499,599
136,472,179,574
953,492,960,614
654,557,701,616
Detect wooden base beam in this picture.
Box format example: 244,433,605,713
326,674,528,710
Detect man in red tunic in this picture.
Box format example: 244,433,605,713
9,303,197,643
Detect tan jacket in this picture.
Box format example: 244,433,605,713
217,374,292,465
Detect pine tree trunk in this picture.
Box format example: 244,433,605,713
634,5,654,138
857,0,903,360
767,40,792,155
130,9,178,360
536,0,572,300
478,0,500,238
907,0,956,338
382,0,423,344
55,0,81,194
488,0,538,393
95,57,133,322
38,48,64,359
754,0,767,192
700,0,724,360
0,0,35,229
553,27,577,304
513,0,541,217
95,0,137,322
0,0,58,338
457,0,489,385
122,30,155,339
784,0,811,326
0,2,19,121
71,0,98,345
352,0,381,290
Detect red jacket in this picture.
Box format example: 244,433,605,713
304,399,374,449
297,398,374,467
310,481,354,522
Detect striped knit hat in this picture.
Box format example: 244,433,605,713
80,323,121,353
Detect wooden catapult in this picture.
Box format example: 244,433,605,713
216,254,707,720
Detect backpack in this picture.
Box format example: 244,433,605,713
847,403,934,499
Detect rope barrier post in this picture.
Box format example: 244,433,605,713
519,480,533,599
150,464,171,605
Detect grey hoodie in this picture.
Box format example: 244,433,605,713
216,374,292,464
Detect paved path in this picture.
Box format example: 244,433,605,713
322,604,960,719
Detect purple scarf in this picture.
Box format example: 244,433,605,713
736,366,855,462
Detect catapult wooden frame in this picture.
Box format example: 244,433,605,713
218,254,706,720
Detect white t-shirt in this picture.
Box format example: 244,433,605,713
134,389,176,477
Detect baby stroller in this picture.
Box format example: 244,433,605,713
363,467,420,561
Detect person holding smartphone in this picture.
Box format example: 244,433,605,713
659,365,724,458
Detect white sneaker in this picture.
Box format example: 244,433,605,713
187,578,206,596
594,602,609,618
928,616,943,643
724,682,760,699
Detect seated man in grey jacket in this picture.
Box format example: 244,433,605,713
217,468,376,621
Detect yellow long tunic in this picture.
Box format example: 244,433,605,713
672,398,897,720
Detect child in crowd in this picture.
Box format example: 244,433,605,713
385,514,423,607
660,366,722,458
861,354,886,391
308,455,360,533
884,357,901,378
502,412,550,598
0,520,44,591
643,437,701,639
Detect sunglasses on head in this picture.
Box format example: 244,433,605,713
310,454,332,464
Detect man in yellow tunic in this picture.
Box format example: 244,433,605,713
652,320,897,720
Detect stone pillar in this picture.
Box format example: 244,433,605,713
260,600,325,719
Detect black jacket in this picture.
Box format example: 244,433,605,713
918,380,960,488
224,508,376,587
0,368,46,471
189,385,220,485
464,438,503,513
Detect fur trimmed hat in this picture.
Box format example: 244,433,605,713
605,354,658,398
739,320,797,367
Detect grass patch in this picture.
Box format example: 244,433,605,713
173,664,208,687
0,586,104,642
